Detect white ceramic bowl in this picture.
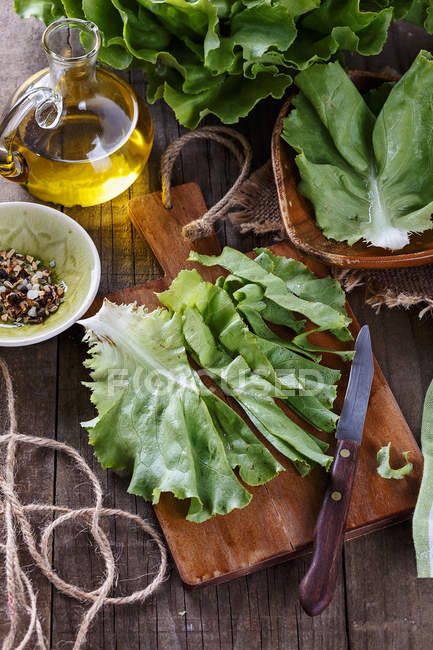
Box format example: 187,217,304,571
0,202,101,346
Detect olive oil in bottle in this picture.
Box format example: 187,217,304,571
0,19,153,207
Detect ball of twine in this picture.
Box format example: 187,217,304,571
0,358,167,650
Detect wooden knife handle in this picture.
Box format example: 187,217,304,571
299,438,360,617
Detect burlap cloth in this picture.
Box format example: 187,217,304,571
222,160,433,318
162,129,433,318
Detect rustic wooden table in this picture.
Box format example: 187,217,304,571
1,4,433,649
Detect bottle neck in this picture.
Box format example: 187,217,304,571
48,52,98,100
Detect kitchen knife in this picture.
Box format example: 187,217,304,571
299,325,374,617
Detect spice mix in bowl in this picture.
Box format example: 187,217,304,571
0,202,100,346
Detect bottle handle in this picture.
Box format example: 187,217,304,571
0,87,63,183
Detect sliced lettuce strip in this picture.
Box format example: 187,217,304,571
179,305,333,473
219,276,318,359
225,278,306,336
254,248,348,318
377,442,413,479
182,248,352,434
189,247,351,335
256,337,340,431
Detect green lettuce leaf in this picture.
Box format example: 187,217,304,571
282,51,433,249
256,337,340,409
362,0,413,21
218,274,309,342
61,0,85,17
218,274,352,364
81,0,136,68
405,0,433,32
14,0,65,22
290,329,354,363
80,300,283,523
377,442,413,479
79,246,347,516
301,0,393,50
210,275,342,429
162,69,291,128
209,3,297,66
229,282,317,358
253,248,353,346
189,247,352,336
15,0,404,127
183,248,350,432
254,248,347,315
157,269,302,391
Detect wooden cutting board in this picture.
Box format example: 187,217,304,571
102,182,422,587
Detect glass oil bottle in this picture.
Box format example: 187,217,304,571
0,19,153,207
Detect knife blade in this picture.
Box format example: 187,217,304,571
336,325,374,442
299,325,374,617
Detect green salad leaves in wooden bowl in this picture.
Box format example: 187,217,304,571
272,50,433,268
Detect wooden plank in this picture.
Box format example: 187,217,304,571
0,4,56,645
0,343,57,644
51,208,117,649
342,23,433,650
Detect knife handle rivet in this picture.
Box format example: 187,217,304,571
340,448,351,458
331,491,342,502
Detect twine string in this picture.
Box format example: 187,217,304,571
0,359,167,650
160,126,252,240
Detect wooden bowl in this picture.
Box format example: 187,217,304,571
272,70,433,269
